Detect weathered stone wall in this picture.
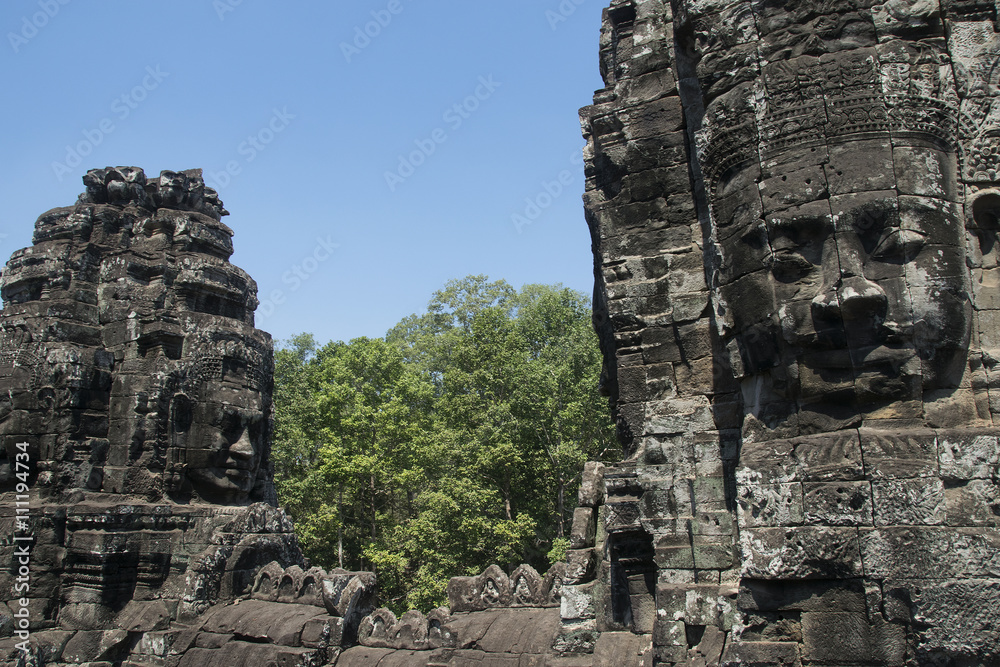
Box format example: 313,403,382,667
0,169,313,665
580,1,1000,665
578,2,739,663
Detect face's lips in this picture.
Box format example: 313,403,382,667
218,459,256,472
802,345,912,370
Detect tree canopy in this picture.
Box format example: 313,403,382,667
272,276,616,612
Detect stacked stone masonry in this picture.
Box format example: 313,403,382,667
579,0,1000,665
0,169,377,667
5,0,1000,663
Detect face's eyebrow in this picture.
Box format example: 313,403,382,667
765,212,833,237
834,199,899,232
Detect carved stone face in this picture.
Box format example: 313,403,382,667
171,388,265,502
0,370,32,468
713,139,971,425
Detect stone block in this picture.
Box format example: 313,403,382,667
692,535,737,569
722,640,801,666
693,509,734,536
135,630,183,657
654,545,695,569
115,600,172,633
631,589,658,634
859,429,939,479
692,476,728,512
658,584,725,627
563,549,599,585
860,527,1000,578
621,96,685,139
592,631,653,667
620,69,677,107
944,478,1000,526
739,432,863,484
561,583,596,622
738,579,867,614
617,365,649,404
885,578,1000,659
801,612,906,665
652,617,686,651
570,507,597,549
474,608,561,655
872,478,946,526
738,483,804,528
578,461,606,507
939,430,1000,480
893,145,957,199
645,396,715,435
30,630,73,663
825,138,895,195
803,482,874,526
742,527,863,579
552,619,599,655
301,615,343,648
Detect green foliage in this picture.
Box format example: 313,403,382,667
273,277,616,613
547,537,570,566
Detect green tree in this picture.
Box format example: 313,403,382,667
271,277,616,613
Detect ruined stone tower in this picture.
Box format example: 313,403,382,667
4,0,1000,664
576,0,1000,664
0,169,377,665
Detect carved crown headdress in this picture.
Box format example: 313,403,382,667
694,46,976,188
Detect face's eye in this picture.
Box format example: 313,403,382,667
851,201,898,234
740,223,769,250
246,415,264,438
222,413,244,437
871,228,926,261
769,252,814,282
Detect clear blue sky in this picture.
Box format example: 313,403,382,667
0,1,606,346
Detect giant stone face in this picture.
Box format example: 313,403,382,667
698,46,979,434
713,137,971,429
170,385,267,503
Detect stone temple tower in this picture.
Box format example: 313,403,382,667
0,168,303,649
576,0,1000,664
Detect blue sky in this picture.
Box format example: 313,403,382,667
0,0,606,346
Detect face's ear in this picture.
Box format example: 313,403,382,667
36,387,55,411
972,191,1000,229
170,394,193,435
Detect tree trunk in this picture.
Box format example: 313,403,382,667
370,473,377,539
338,484,344,569
557,475,566,538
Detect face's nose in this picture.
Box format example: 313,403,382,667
811,234,888,327
812,275,888,322
229,426,255,461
